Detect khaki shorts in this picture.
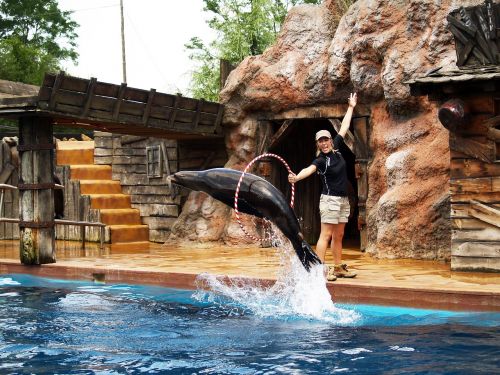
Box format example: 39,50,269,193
319,195,350,224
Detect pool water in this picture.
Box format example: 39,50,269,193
0,274,499,374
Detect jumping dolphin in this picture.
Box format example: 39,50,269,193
170,168,322,271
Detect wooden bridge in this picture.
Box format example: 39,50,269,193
0,72,224,265
0,71,224,140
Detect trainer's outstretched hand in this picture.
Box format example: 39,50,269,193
348,92,357,108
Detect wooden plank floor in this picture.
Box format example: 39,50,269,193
0,240,498,311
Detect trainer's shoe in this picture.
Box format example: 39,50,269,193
333,263,357,278
325,266,337,281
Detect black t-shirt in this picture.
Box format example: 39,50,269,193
311,134,348,196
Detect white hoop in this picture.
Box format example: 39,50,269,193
234,153,295,242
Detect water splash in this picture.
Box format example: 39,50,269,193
193,228,360,324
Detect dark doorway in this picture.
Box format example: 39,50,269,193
270,118,360,247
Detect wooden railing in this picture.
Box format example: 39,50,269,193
0,183,106,249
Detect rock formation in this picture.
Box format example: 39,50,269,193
168,0,484,260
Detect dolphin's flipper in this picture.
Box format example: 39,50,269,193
297,240,322,271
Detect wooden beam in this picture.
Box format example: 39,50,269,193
268,119,294,150
257,120,273,155
451,158,500,179
452,191,500,203
453,242,500,258
193,99,203,130
483,114,500,128
113,83,127,120
469,200,500,228
121,135,147,145
48,71,65,110
487,127,500,141
452,225,500,241
270,103,370,120
168,95,180,128
450,134,495,163
214,104,224,134
161,142,177,199
450,176,497,194
329,119,355,152
0,80,39,97
142,88,156,124
18,117,55,264
81,77,97,117
353,117,369,159
0,163,15,184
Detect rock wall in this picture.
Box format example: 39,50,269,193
169,0,484,260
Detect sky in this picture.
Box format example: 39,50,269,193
57,0,216,95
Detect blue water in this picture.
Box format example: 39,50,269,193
0,274,499,374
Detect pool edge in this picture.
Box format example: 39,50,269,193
1,260,499,312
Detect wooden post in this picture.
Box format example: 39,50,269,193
220,59,235,90
18,116,55,264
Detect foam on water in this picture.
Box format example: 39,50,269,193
0,277,20,286
193,229,360,324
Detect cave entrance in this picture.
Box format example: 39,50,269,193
260,113,370,251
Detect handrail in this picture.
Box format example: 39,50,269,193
0,183,105,249
0,217,106,250
0,183,17,190
0,183,63,190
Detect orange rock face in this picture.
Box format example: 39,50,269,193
169,0,484,260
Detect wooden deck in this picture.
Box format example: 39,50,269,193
0,240,498,312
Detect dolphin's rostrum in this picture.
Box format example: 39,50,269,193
170,168,322,271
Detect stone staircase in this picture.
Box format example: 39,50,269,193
56,140,149,245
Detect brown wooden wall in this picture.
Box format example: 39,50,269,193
450,94,500,272
93,132,227,243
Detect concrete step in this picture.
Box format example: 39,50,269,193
80,180,122,194
109,225,149,243
56,141,95,165
70,165,112,180
99,208,142,225
89,194,131,209
57,149,94,165
57,141,95,150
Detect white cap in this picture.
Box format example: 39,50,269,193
315,130,332,141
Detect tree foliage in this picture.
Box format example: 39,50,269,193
0,0,78,85
186,0,322,101
185,0,362,101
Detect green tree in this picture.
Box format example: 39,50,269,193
186,0,330,101
0,0,78,85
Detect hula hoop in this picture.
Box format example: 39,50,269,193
234,153,295,242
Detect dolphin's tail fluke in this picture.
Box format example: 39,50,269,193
296,240,322,272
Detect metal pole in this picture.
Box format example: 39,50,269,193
120,0,127,83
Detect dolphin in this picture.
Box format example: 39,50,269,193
170,168,322,271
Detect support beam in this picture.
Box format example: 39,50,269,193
18,117,55,264
329,119,355,152
469,200,500,228
268,119,293,150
